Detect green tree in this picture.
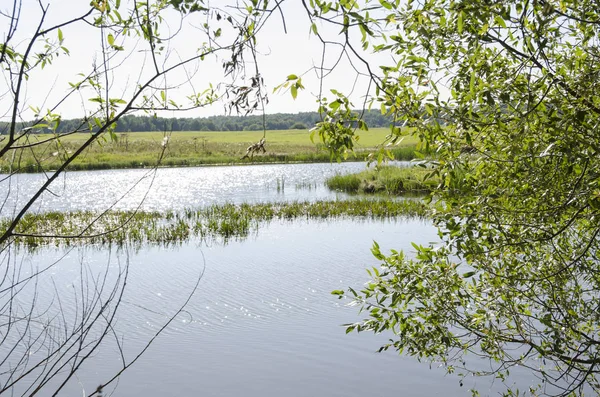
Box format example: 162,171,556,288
304,0,600,395
290,122,307,129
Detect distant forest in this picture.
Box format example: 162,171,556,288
0,111,392,135
1,111,395,134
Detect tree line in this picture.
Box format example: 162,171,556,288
0,110,395,134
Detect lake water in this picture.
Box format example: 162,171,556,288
1,162,384,215
1,163,536,396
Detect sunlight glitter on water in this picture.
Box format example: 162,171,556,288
1,162,388,215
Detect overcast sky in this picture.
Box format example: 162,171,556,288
1,0,391,121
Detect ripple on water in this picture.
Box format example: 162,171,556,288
7,216,540,397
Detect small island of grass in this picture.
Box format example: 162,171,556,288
326,165,439,195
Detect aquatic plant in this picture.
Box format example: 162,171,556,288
326,165,439,195
2,199,430,251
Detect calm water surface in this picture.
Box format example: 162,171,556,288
2,163,536,396
25,219,480,397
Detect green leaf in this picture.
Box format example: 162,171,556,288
494,15,507,28
358,119,368,131
107,33,115,46
311,23,318,35
379,0,393,10
359,23,367,42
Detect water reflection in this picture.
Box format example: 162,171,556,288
14,218,535,397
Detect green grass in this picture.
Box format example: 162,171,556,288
0,128,423,173
3,199,430,250
326,165,440,195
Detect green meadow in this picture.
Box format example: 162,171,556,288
1,128,421,173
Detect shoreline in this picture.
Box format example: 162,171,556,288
2,151,420,174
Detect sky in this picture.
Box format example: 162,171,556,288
1,0,393,122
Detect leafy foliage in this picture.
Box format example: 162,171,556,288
307,0,600,395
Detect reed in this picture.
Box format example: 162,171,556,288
2,199,430,251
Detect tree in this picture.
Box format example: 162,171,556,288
0,0,275,395
302,0,600,395
5,0,599,395
290,122,307,130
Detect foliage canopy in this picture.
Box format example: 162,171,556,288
314,0,600,395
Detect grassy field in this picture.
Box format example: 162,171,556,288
0,128,422,173
326,165,440,195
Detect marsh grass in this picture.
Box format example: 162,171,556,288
0,129,422,173
295,181,318,191
326,165,440,195
3,199,430,251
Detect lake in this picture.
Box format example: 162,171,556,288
1,163,535,396
1,162,382,215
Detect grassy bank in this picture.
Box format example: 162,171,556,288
0,128,421,173
4,199,430,250
326,166,439,195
